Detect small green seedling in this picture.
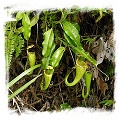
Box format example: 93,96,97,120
99,99,114,106
59,103,72,111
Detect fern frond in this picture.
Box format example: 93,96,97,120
5,21,24,71
15,35,24,58
5,35,15,70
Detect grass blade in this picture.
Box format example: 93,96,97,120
7,64,41,89
8,74,42,101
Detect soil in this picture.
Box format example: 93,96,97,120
8,9,114,114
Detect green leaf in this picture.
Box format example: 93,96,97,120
15,35,24,58
5,22,24,71
72,23,80,32
105,100,113,106
7,64,41,89
64,33,77,47
22,14,30,28
60,103,72,110
42,42,56,69
72,46,97,66
16,27,23,34
22,14,31,40
42,58,49,70
62,21,81,47
82,37,94,46
5,34,16,70
95,9,108,23
30,13,39,27
8,74,41,101
16,12,24,21
50,47,65,67
96,10,103,23
99,100,114,106
42,28,54,57
62,21,97,66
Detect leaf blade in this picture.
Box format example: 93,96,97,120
42,28,54,57
16,12,24,21
7,64,41,89
22,14,31,40
30,13,39,27
72,46,97,66
62,21,81,47
50,47,65,67
8,74,41,101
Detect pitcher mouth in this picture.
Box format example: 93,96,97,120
76,59,87,69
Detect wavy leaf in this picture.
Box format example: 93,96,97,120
42,28,54,57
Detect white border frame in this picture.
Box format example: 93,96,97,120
0,0,119,121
